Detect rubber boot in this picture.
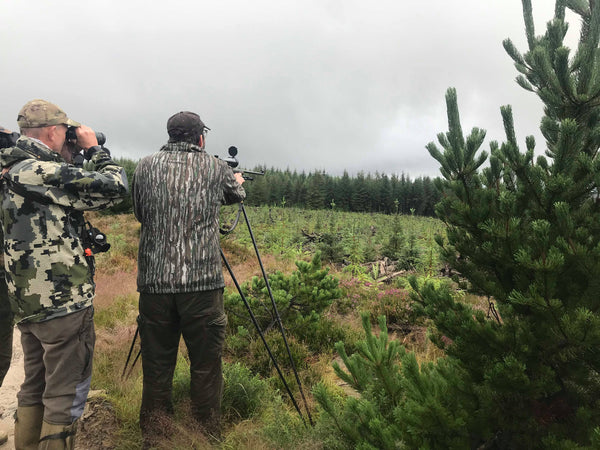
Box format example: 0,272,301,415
38,420,77,450
14,405,44,450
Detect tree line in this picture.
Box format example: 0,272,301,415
108,159,441,217
234,167,440,216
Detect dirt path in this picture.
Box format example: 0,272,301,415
0,326,23,450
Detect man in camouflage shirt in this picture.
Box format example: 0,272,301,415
0,100,128,449
133,111,245,444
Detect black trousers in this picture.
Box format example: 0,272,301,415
138,289,227,435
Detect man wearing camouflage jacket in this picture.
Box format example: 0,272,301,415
0,100,128,449
133,111,245,444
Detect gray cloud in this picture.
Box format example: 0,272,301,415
0,0,579,177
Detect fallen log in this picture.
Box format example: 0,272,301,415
376,270,407,283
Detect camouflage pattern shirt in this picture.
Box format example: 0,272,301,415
133,142,246,293
0,137,129,323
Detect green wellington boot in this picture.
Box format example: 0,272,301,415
38,420,77,450
14,405,44,450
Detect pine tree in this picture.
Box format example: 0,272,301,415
377,173,394,213
316,1,600,448
335,170,353,211
306,171,327,210
351,171,370,212
419,0,600,446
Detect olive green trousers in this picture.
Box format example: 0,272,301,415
138,289,226,439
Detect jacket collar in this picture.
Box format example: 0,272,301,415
160,142,204,153
0,136,64,169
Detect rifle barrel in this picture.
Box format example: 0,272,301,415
235,168,265,176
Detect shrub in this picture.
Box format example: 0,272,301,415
225,252,344,354
246,331,310,378
367,287,414,328
222,362,271,422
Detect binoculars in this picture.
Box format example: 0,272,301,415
66,126,106,146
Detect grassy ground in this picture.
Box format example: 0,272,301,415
84,207,455,449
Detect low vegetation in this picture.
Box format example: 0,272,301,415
86,207,449,449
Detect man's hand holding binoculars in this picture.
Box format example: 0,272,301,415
73,125,99,155
64,125,108,165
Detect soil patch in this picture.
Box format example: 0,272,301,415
75,392,120,450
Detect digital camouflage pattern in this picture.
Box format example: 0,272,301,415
133,141,245,293
0,136,129,323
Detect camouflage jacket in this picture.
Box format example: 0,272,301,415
133,142,246,293
0,137,129,323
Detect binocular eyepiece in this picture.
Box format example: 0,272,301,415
66,126,106,147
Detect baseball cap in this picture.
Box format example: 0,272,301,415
167,111,209,139
17,99,81,129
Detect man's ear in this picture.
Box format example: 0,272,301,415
51,125,63,139
45,126,57,143
199,134,205,148
46,125,64,153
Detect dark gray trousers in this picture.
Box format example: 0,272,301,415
17,306,95,424
138,289,226,436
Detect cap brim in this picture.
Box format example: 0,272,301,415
65,118,81,127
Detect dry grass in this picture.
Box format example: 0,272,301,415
95,322,138,354
94,269,138,309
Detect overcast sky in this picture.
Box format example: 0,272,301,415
0,1,582,178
